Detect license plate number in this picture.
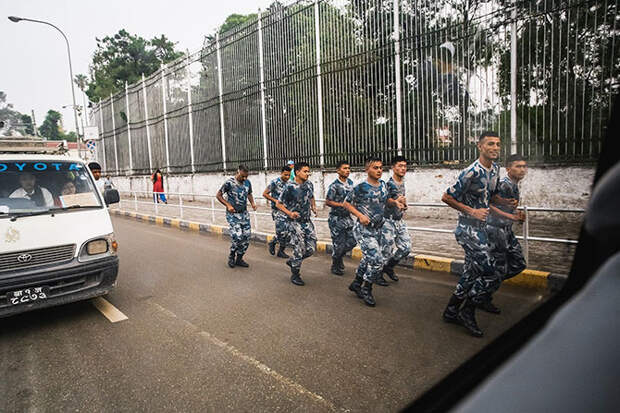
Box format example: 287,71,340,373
8,287,50,305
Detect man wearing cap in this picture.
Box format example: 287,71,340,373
88,162,105,196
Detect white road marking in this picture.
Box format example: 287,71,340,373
92,297,128,323
150,301,346,412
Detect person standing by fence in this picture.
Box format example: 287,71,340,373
151,169,167,204
263,165,292,258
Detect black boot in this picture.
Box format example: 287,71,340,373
337,255,345,271
268,239,276,256
235,254,249,268
458,300,484,337
375,275,389,287
277,245,289,259
360,281,376,307
383,258,399,282
290,267,305,286
477,297,501,314
331,256,344,276
227,252,236,268
442,294,464,324
348,275,364,299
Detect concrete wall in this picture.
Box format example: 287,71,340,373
110,165,595,213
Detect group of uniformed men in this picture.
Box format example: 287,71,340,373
216,131,528,337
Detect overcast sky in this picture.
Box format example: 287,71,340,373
1,0,272,132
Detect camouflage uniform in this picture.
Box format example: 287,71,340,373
447,160,500,304
382,177,412,263
278,180,317,270
486,176,526,288
346,180,390,283
220,177,252,255
267,177,290,248
326,178,357,258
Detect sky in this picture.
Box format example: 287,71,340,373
1,0,273,133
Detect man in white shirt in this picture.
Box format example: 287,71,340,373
9,173,54,207
88,162,105,196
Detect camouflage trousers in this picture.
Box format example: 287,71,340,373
353,221,390,283
271,210,290,246
287,219,317,270
382,218,412,262
226,211,251,255
328,214,357,258
487,224,526,294
453,222,500,304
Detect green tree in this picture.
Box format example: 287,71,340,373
86,30,184,101
0,91,33,136
20,114,34,135
38,110,64,140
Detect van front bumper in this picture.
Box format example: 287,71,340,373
0,256,119,318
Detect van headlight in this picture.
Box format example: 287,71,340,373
79,233,118,262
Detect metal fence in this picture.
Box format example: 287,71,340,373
90,0,619,175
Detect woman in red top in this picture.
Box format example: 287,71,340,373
151,169,167,204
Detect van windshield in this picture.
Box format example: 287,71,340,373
0,160,102,217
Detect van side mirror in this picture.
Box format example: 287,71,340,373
104,189,120,205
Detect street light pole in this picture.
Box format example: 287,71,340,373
8,16,82,158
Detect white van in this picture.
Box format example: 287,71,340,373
0,150,120,317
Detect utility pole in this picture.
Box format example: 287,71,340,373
31,110,38,137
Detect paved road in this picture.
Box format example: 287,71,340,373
0,217,544,412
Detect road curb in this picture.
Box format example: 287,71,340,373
111,209,566,291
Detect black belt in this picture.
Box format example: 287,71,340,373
330,212,351,218
458,217,486,228
487,221,513,230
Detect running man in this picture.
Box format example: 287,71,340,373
216,165,257,268
343,157,389,307
381,155,411,283
325,160,357,276
276,162,317,286
263,166,292,258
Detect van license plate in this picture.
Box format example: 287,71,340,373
8,287,50,305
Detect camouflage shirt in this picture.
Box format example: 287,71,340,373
326,178,354,217
267,177,287,211
487,176,520,227
384,176,406,220
345,180,388,226
278,180,315,221
446,160,499,217
219,177,252,213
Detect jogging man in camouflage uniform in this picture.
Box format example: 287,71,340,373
263,165,292,259
381,155,411,284
325,160,357,276
277,162,317,286
440,131,506,337
216,165,257,268
343,157,391,307
485,154,527,311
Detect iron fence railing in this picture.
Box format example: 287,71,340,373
90,0,618,175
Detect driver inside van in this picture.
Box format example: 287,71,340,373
9,172,54,207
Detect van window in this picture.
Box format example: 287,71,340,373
0,161,102,215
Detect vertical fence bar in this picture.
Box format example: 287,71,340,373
179,195,184,219
186,52,196,174
523,205,529,265
134,192,138,211
110,93,119,175
211,197,216,223
258,10,269,170
98,99,107,172
125,81,134,172
394,0,403,156
510,0,518,155
314,0,325,168
161,65,171,171
216,33,227,172
142,73,153,173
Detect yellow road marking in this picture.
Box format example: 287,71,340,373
92,297,128,323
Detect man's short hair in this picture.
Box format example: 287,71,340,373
281,165,292,173
506,153,526,167
336,160,350,169
365,157,383,168
391,155,407,166
479,131,499,142
294,161,310,172
238,164,249,173
88,162,101,171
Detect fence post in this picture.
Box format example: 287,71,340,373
211,197,216,223
393,0,403,156
179,195,184,219
110,93,119,175
258,10,269,170
314,0,325,168
98,99,107,172
125,81,134,173
510,0,517,155
142,73,153,173
523,206,529,265
186,52,196,174
161,65,171,172
134,192,138,212
216,33,227,172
